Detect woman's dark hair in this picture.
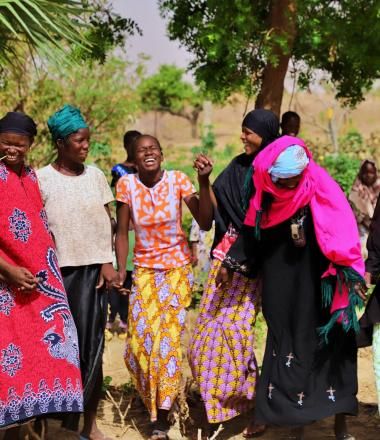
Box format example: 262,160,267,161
123,130,141,161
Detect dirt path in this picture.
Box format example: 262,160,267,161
93,313,379,440
3,313,378,440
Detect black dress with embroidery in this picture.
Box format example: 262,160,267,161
225,207,358,426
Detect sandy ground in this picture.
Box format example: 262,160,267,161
93,312,380,440
3,311,378,440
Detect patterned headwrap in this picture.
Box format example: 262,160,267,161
269,144,309,182
0,112,37,137
47,104,88,141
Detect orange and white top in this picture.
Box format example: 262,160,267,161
116,170,196,269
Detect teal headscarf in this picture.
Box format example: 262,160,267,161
48,104,88,141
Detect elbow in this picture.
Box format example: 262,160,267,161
198,219,213,231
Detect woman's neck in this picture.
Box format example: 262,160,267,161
138,169,164,188
53,158,84,176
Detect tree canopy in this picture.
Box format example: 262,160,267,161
0,55,143,171
138,64,204,137
159,0,380,114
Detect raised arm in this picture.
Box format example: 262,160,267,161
186,154,216,231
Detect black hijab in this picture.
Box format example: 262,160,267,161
212,109,279,247
0,112,37,137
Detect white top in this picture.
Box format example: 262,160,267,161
37,164,114,267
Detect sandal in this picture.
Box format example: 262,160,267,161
149,429,169,440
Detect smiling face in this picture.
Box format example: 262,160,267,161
240,126,263,155
133,135,163,174
0,132,33,170
57,127,90,164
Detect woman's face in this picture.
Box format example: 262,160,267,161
58,128,90,164
275,175,303,189
0,132,33,168
361,162,377,187
133,136,163,173
241,126,263,155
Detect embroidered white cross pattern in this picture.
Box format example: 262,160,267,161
297,392,305,406
286,352,294,367
326,386,336,402
268,383,274,399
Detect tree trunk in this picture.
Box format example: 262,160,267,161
190,111,200,139
255,0,297,116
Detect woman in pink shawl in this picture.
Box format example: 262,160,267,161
224,136,366,440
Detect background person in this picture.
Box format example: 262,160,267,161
107,130,141,338
349,160,380,258
280,111,301,136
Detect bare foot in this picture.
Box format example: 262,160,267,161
242,421,266,438
80,427,113,440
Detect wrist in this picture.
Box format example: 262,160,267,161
0,261,12,277
198,174,210,186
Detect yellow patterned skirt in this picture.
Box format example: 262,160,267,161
124,264,193,421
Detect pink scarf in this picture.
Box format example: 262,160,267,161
245,136,365,340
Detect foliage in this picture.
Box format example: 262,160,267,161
0,0,139,72
74,1,142,63
138,64,204,137
0,0,88,67
160,0,380,107
102,375,113,393
321,154,360,195
0,56,143,173
191,125,216,155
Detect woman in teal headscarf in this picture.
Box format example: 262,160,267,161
37,105,117,440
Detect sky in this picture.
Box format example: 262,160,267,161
111,0,192,75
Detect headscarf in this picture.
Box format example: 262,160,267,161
349,160,380,226
0,112,37,137
47,104,88,141
242,108,280,149
244,135,365,341
269,144,309,181
212,109,279,247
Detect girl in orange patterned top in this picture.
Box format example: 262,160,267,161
115,134,213,440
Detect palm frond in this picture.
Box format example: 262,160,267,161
0,0,91,66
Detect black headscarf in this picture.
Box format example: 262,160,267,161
0,112,37,137
212,109,279,247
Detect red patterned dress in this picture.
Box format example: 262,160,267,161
0,162,83,428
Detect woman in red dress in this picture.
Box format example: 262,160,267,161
0,112,83,439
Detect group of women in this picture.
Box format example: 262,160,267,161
0,104,376,440
113,109,370,440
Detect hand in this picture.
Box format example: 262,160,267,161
190,254,198,267
96,263,119,290
354,281,368,301
364,271,372,287
4,266,39,292
113,270,129,295
215,266,233,289
194,154,213,180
